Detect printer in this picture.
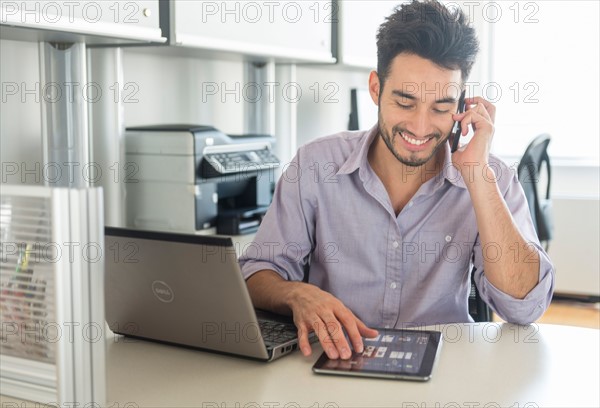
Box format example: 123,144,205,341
124,125,280,235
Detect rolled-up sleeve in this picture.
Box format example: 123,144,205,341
473,166,555,325
239,147,315,282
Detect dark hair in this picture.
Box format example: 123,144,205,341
376,0,479,87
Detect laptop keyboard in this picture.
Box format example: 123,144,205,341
259,320,298,344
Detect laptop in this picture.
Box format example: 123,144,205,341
104,227,300,361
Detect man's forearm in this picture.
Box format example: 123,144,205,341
467,166,540,299
246,269,298,316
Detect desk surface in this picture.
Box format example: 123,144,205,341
2,323,599,408
103,323,599,408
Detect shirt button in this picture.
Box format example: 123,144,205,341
392,241,399,248
390,282,397,289
385,325,390,329
445,235,452,242
408,201,413,208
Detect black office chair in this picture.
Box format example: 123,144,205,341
517,134,554,250
468,266,492,322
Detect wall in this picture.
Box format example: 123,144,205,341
550,197,599,296
295,65,371,146
0,40,43,185
121,49,245,134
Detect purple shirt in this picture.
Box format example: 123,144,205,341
240,126,555,327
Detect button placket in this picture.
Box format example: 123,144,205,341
382,233,402,327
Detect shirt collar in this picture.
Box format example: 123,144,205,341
437,142,468,190
336,123,467,190
336,124,379,176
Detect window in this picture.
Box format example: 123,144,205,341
489,1,599,164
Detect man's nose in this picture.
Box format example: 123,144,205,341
404,109,431,138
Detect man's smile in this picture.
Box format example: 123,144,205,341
399,131,434,147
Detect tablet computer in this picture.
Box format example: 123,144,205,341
312,328,442,381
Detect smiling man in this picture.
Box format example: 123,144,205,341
239,0,554,360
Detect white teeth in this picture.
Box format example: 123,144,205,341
400,132,430,146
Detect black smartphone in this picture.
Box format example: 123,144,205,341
451,90,466,153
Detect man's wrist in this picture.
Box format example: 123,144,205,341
282,280,308,311
460,160,497,188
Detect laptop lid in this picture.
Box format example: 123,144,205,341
104,227,274,360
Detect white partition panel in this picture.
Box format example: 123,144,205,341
0,185,105,406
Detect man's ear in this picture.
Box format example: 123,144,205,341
368,71,381,105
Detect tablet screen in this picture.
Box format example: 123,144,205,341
312,328,442,381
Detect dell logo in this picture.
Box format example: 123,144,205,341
151,280,174,303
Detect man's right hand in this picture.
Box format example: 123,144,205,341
286,282,379,359
246,270,378,360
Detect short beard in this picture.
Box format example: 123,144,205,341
378,112,447,168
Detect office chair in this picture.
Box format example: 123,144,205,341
468,266,492,322
517,134,554,250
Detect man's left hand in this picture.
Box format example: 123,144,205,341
450,96,496,180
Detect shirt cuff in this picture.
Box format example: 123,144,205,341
480,249,555,325
240,260,290,281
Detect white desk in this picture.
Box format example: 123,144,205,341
2,323,599,407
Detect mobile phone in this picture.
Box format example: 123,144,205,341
451,90,466,153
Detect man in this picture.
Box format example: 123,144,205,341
239,0,554,360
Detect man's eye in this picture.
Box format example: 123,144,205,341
397,102,413,109
433,108,449,114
